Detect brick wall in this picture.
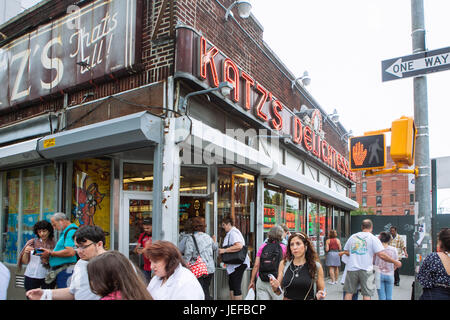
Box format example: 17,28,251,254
350,146,415,216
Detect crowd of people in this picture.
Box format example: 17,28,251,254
0,212,448,300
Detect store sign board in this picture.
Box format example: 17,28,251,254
175,28,356,182
0,0,142,110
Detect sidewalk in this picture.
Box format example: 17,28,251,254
325,275,414,300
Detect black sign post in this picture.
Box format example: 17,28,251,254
349,134,386,171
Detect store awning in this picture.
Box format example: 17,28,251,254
272,165,359,211
187,118,358,211
0,138,45,169
37,111,163,160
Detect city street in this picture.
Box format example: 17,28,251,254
325,275,415,300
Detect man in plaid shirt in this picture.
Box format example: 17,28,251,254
389,226,408,286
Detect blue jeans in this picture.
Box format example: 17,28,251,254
377,274,394,300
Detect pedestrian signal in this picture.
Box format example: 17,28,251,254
349,134,386,171
390,116,416,166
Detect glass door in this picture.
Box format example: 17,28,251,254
121,192,153,267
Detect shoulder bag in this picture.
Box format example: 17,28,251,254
187,234,208,278
221,230,248,265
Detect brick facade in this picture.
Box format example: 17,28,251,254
350,146,415,216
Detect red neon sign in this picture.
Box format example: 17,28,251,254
194,35,355,182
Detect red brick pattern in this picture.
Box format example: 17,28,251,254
350,147,415,216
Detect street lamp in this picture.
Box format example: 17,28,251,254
178,82,234,114
224,1,252,21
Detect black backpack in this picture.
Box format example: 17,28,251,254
259,242,283,282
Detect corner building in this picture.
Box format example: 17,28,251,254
0,0,358,299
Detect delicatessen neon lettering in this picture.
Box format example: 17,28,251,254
198,36,354,181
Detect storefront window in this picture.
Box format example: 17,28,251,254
319,204,327,256
308,200,318,254
123,163,153,191
179,167,208,233
3,170,20,264
73,159,111,248
218,168,255,265
285,191,304,232
180,167,208,195
1,166,57,264
43,166,57,221
22,168,41,247
263,184,283,234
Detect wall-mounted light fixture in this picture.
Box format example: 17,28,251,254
225,1,252,21
327,109,339,124
291,71,311,89
294,104,309,117
179,82,234,113
341,130,353,141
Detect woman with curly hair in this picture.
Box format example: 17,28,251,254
269,232,326,300
18,220,56,291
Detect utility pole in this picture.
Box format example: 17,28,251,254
411,0,432,300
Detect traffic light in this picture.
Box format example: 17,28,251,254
349,134,386,171
390,116,417,166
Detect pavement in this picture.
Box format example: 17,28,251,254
324,274,415,300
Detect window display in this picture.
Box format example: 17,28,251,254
1,166,57,264
72,159,111,249
263,184,283,233
218,168,255,265
285,191,304,232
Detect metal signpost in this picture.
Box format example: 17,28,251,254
380,0,433,299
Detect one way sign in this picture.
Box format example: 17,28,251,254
382,46,450,82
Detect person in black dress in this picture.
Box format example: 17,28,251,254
269,232,326,300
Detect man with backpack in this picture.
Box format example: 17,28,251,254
39,213,78,288
248,226,286,300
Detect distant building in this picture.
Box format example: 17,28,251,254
350,146,415,216
0,0,21,25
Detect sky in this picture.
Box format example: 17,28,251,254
15,0,450,211
249,0,450,211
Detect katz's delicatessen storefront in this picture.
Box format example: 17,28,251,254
0,0,357,300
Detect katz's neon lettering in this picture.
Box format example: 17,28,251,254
255,83,269,122
292,116,303,145
200,36,219,87
271,100,283,131
223,58,240,102
303,125,313,151
193,34,356,182
241,72,254,111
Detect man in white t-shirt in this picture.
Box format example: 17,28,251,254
0,262,10,300
26,226,106,300
343,219,401,300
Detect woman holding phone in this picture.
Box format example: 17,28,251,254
18,220,56,292
269,232,326,300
